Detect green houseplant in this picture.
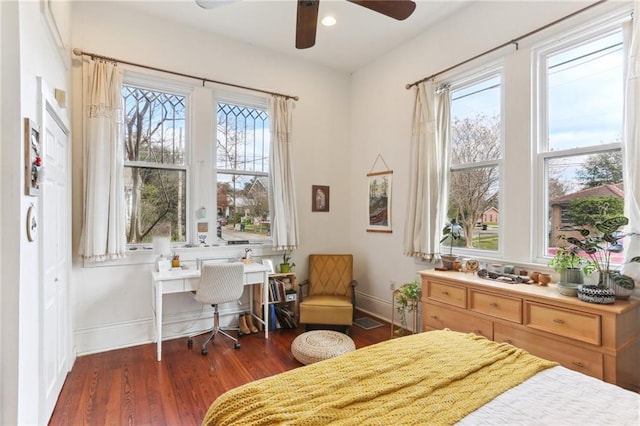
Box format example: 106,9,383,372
440,219,462,270
564,215,639,300
549,245,594,284
279,250,296,273
394,280,421,336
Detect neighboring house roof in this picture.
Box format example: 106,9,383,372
483,207,499,214
550,183,624,205
248,177,268,194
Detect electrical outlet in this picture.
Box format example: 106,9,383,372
389,280,396,290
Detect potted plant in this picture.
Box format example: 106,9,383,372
549,245,594,284
440,219,462,270
279,250,296,273
564,215,640,300
394,280,421,336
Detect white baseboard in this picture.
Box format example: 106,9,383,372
74,293,420,356
74,306,246,356
354,291,421,332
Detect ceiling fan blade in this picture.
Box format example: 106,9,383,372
347,0,416,21
296,0,319,49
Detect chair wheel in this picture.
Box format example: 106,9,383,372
187,338,193,348
234,342,241,349
201,347,208,355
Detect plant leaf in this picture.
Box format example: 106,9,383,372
596,216,628,235
611,272,636,290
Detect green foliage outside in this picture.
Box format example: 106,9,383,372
565,196,624,228
576,151,622,188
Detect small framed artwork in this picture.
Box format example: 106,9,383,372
367,170,392,233
24,117,42,196
312,185,330,212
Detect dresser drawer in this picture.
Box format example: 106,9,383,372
469,290,522,323
495,323,603,380
427,280,466,308
525,302,601,346
424,303,492,339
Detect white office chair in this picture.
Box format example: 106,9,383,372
188,261,245,355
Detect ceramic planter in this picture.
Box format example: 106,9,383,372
577,284,615,305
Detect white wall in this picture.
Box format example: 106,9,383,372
1,0,71,424
68,0,631,354
349,0,629,321
70,2,352,355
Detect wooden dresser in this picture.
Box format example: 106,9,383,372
420,269,640,391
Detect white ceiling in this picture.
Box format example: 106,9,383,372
115,0,472,72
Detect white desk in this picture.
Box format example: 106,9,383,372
151,262,271,361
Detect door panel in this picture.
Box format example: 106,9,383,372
40,100,70,422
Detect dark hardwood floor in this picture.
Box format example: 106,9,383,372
49,312,392,425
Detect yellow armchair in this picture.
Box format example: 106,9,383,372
298,254,358,333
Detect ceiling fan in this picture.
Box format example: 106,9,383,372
296,0,417,49
196,0,417,50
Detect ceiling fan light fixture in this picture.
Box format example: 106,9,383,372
196,0,238,9
321,15,337,27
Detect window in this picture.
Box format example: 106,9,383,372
216,101,270,243
538,24,624,259
447,72,502,253
122,84,188,244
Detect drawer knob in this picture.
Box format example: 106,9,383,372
572,361,585,369
553,319,565,324
490,302,498,308
442,291,449,296
504,339,513,344
430,315,439,320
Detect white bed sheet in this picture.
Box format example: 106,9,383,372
458,366,640,425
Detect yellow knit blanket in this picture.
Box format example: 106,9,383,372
202,330,557,425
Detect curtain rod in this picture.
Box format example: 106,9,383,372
405,0,608,90
72,48,299,101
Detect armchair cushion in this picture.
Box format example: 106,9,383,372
299,295,353,326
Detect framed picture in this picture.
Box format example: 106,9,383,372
312,185,330,212
367,170,392,233
24,118,42,196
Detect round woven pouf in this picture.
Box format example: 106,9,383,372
291,330,356,365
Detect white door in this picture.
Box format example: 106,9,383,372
40,87,71,423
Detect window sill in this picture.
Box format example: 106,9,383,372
80,243,280,268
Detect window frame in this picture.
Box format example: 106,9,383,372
533,13,627,263
214,92,272,245
445,65,505,259
121,72,194,248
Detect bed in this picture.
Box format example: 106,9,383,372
202,330,640,425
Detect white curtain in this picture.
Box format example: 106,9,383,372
78,60,126,262
622,10,640,284
268,96,299,250
403,81,450,261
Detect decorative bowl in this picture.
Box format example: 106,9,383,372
577,285,616,305
556,282,580,297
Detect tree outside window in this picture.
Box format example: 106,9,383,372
448,73,502,252
122,85,187,244
216,102,270,242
